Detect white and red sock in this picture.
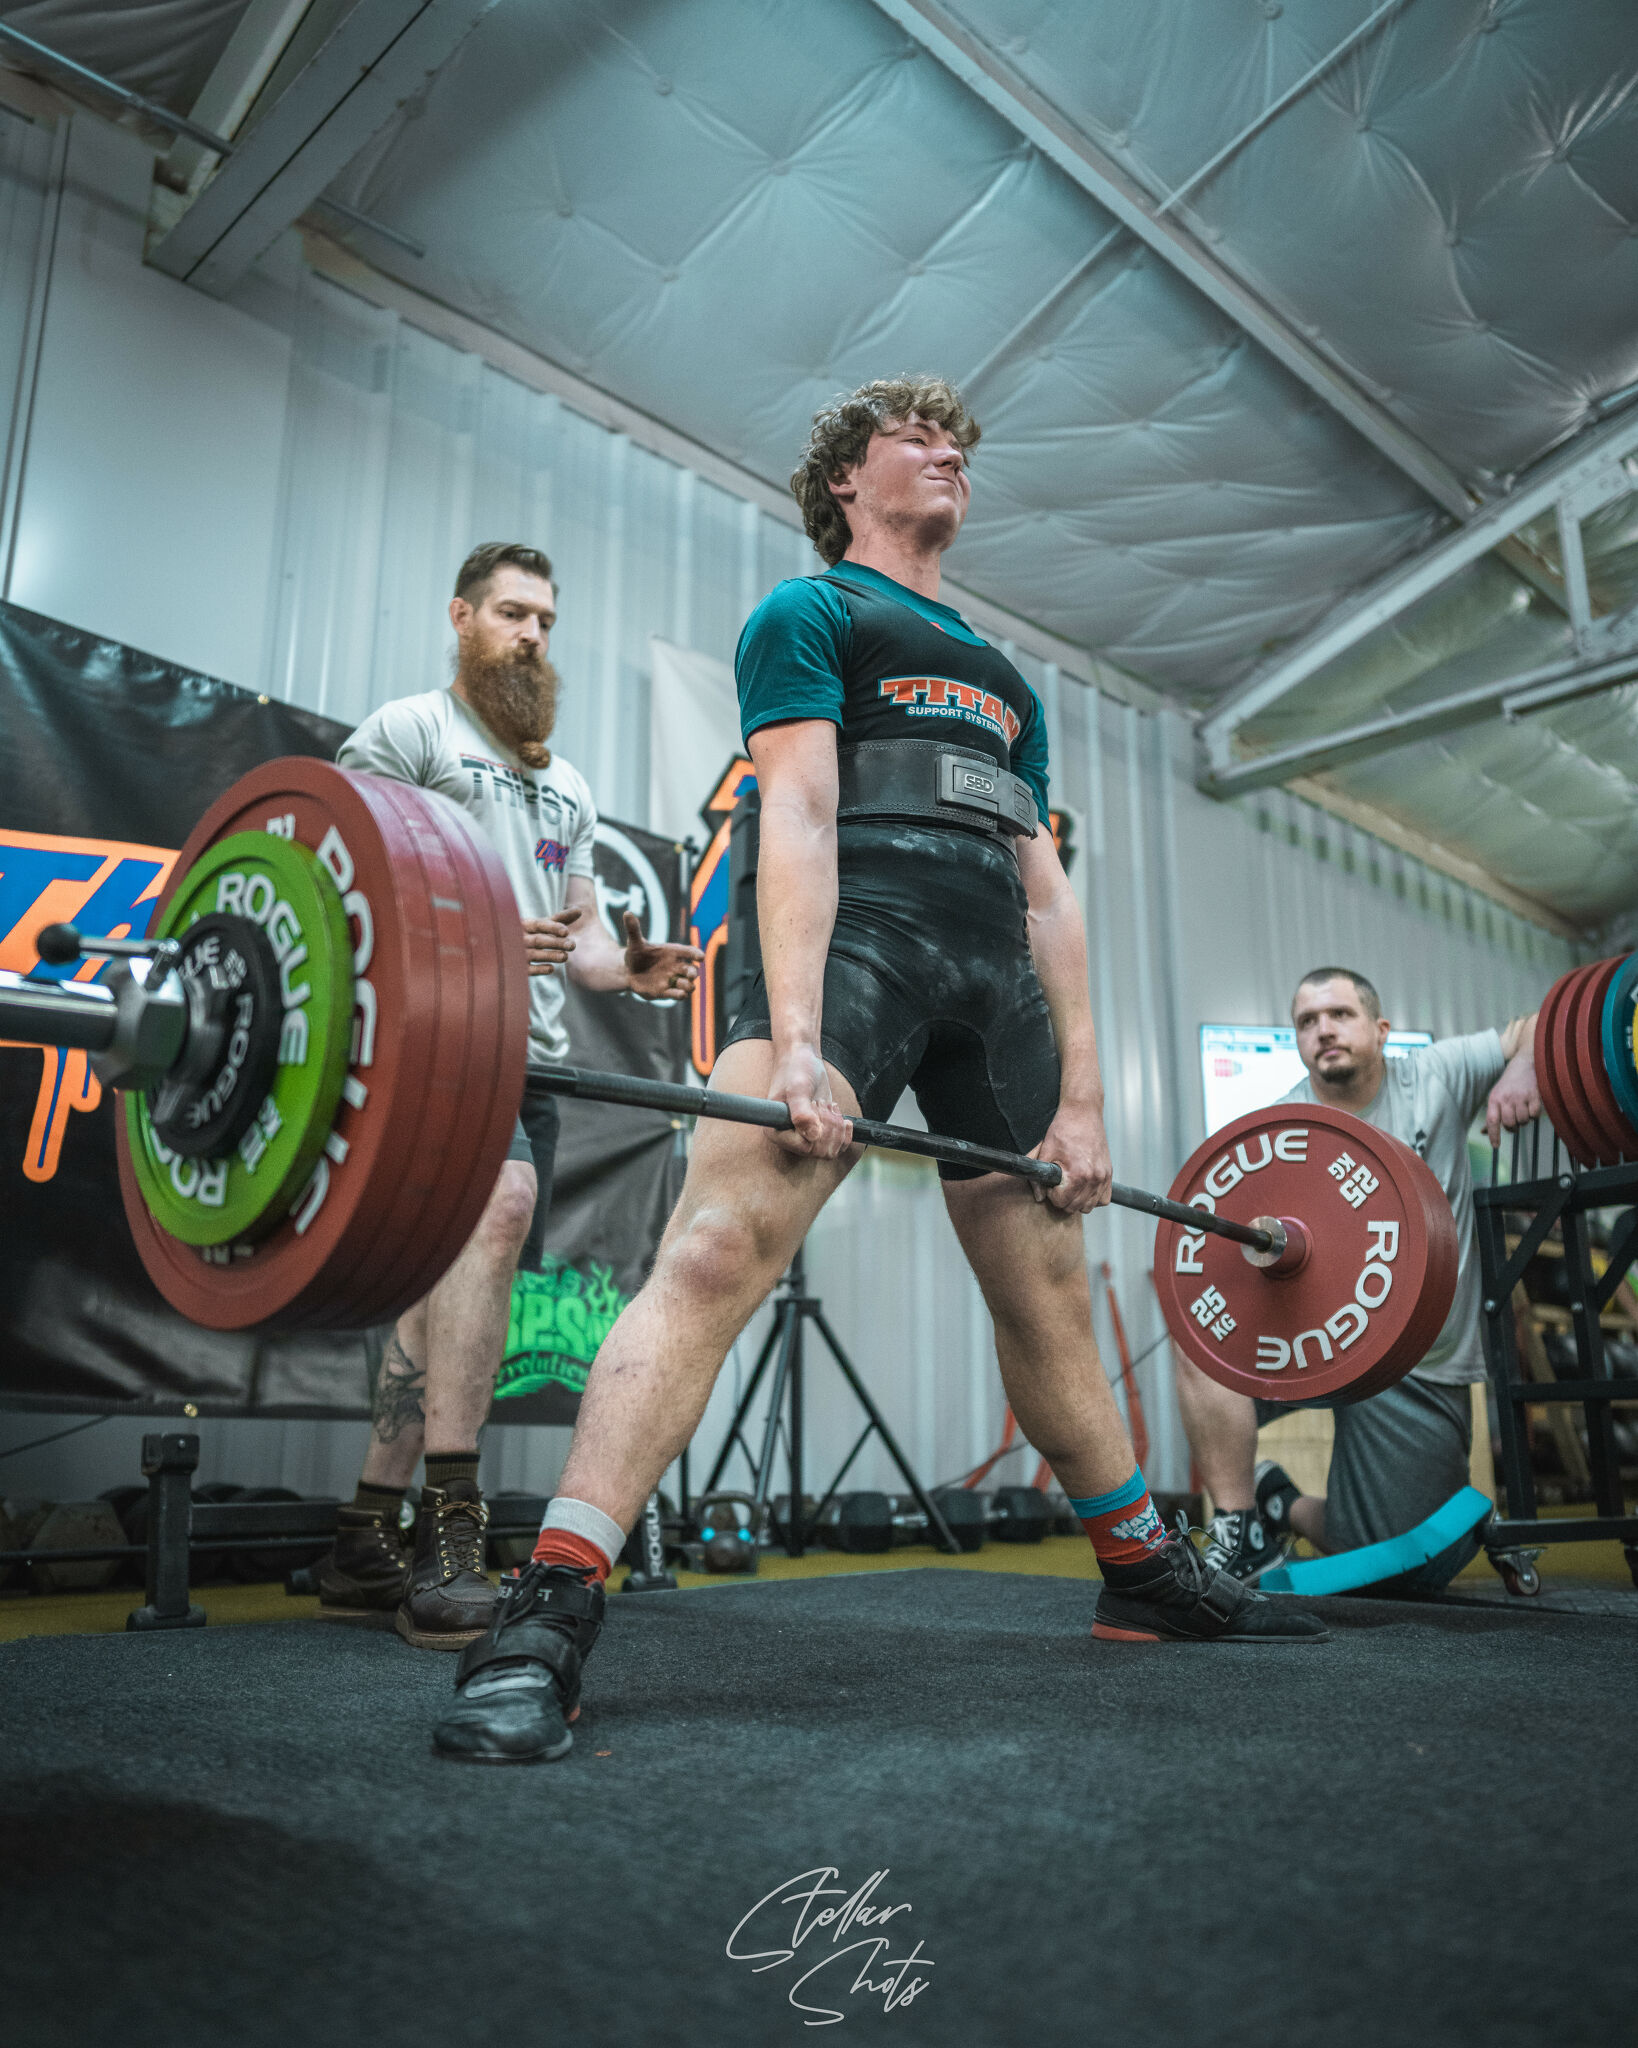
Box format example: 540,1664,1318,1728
530,1495,625,1584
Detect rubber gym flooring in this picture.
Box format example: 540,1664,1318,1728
3,1559,1635,2048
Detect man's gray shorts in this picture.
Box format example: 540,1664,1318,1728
504,1094,560,1272
1255,1374,1481,1590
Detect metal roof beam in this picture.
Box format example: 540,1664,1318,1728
1200,604,1638,798
1555,499,1594,642
867,0,1476,520
1153,0,1409,221
160,0,314,191
147,0,495,297
1197,408,1638,773
0,19,235,153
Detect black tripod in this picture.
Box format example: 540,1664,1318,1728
701,1244,959,1556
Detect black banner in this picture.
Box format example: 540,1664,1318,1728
494,820,689,1425
0,599,686,1422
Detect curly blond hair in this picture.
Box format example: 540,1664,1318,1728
790,376,980,566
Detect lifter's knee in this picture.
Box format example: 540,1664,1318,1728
467,1161,537,1267
656,1201,790,1310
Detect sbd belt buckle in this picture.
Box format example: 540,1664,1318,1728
1006,779,1038,833
937,752,1001,817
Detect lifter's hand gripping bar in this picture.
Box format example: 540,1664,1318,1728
524,1063,1275,1253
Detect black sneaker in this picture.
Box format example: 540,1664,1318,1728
316,1508,411,1613
432,1563,605,1764
395,1480,498,1650
1093,1532,1328,1643
1201,1506,1288,1583
1255,1460,1303,1538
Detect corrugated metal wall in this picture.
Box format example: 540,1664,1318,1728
0,131,1575,1507
0,105,62,593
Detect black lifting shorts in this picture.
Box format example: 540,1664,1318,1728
721,819,1061,1179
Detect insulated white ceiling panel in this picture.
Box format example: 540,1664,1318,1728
944,0,1638,482
1,1,254,113
340,0,1438,687
1335,691,1638,927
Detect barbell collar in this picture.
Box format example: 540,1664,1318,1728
0,958,192,1091
93,960,191,1091
35,921,178,967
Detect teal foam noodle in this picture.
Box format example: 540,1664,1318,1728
1259,1486,1493,1595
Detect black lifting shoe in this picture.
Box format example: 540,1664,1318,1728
1092,1531,1328,1644
432,1562,605,1765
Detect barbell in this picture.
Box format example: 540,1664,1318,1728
0,757,1456,1402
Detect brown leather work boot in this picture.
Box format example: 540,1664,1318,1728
316,1507,411,1614
395,1480,498,1650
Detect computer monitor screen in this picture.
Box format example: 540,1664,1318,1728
1200,1023,1434,1134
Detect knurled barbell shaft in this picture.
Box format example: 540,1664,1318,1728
0,970,118,1052
0,971,1278,1254
1105,1175,1277,1252
524,1063,1276,1251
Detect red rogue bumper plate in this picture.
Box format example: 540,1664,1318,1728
116,758,526,1332
1152,1103,1457,1406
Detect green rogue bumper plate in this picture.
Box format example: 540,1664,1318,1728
125,832,353,1246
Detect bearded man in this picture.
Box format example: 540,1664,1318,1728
312,542,701,1649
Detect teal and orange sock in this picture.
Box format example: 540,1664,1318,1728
1069,1469,1167,1567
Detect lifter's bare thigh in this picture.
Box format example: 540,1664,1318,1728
555,1040,862,1526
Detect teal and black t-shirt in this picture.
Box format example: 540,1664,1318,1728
734,563,1050,814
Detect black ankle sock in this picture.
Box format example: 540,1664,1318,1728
424,1452,480,1495
349,1481,405,1523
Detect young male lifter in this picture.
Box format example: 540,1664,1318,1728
1181,967,1540,1589
433,379,1327,1763
312,543,700,1649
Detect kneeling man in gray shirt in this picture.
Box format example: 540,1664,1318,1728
1178,965,1540,1589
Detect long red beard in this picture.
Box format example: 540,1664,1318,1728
459,644,559,770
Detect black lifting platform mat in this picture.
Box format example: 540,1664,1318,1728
2,1569,1634,2048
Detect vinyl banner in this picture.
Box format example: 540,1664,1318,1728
0,600,687,1421
492,819,689,1426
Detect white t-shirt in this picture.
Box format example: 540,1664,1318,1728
1281,1029,1506,1384
337,688,597,1062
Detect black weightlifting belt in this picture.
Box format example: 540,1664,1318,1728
835,740,1040,841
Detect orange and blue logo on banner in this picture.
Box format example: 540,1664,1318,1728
0,828,179,1181
689,755,756,1078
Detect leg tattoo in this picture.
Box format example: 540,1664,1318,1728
372,1333,426,1445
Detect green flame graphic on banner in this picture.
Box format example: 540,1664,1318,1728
496,1257,629,1400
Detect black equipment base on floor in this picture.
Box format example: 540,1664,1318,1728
1478,1121,1638,1591
700,1246,959,1556
0,1433,562,1622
